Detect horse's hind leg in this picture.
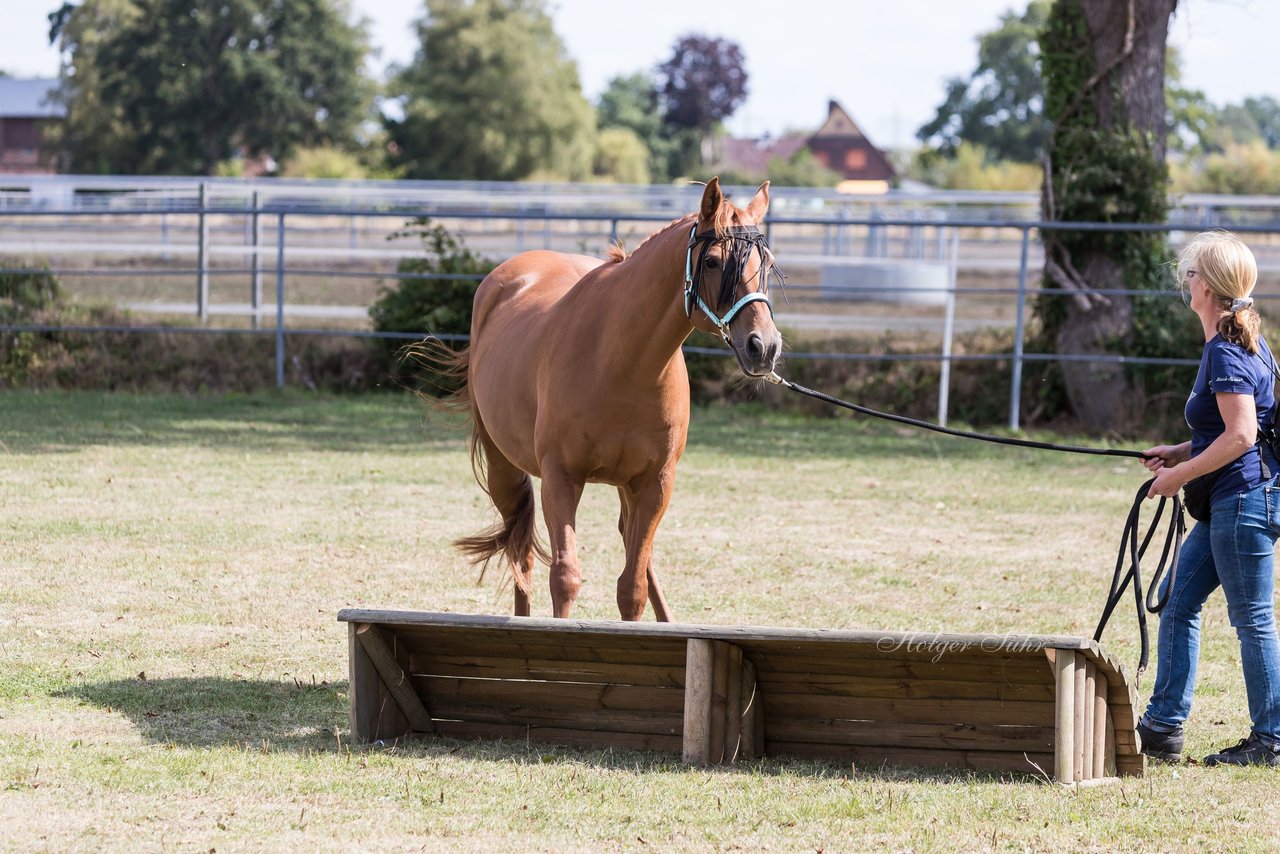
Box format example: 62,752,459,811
617,493,674,622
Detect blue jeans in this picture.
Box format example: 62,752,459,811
1142,481,1280,747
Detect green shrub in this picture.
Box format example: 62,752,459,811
0,257,62,320
369,218,496,392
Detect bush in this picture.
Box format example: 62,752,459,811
369,218,497,392
0,257,61,321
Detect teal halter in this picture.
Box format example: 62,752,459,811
682,224,776,340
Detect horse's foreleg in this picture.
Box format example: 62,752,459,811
616,472,674,622
541,468,585,619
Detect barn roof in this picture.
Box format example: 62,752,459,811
0,78,63,119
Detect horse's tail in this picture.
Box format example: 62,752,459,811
403,338,548,592
398,337,472,413
453,414,549,594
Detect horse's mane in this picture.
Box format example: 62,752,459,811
607,204,741,264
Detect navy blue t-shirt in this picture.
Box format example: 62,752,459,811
1185,334,1277,503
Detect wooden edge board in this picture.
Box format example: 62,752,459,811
337,609,1098,652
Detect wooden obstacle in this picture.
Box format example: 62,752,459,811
337,610,1142,784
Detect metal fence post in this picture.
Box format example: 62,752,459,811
250,191,262,330
276,212,286,389
938,227,960,426
196,182,209,321
1009,227,1032,431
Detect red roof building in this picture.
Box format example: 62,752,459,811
715,100,897,188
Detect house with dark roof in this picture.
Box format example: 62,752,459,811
0,78,63,175
715,100,897,192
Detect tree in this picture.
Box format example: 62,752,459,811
1244,96,1280,149
593,127,650,184
1036,0,1186,432
655,35,748,134
385,0,596,181
48,0,372,175
917,0,1051,163
596,72,681,182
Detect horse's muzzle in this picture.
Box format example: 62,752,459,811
738,330,782,377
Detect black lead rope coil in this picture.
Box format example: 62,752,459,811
771,375,1183,676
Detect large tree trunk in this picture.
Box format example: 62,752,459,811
1042,0,1177,432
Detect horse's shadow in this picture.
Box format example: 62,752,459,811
58,676,1040,785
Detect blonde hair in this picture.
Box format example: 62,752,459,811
1178,230,1261,352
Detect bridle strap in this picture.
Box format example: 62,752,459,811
683,224,776,339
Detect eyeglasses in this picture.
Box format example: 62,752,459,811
1179,268,1197,307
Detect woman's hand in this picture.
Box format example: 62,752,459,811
1147,464,1188,499
1142,443,1190,473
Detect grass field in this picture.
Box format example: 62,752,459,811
2,390,1279,851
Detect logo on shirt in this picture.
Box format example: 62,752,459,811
1215,376,1245,384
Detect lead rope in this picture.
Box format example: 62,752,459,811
765,372,1180,677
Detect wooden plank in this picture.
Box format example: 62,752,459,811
682,638,714,765
724,644,744,761
336,609,1095,652
745,653,1053,685
755,672,1056,702
425,702,682,736
709,641,729,763
355,624,433,734
407,654,685,687
412,675,683,714
766,740,1056,774
742,645,1049,670
386,624,689,661
766,719,1055,753
1054,648,1077,784
762,693,1056,728
433,719,682,754
348,622,384,743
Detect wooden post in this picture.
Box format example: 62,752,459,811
739,657,761,761
1093,670,1109,777
1073,656,1087,781
354,623,434,734
724,644,743,761
1053,648,1078,784
709,641,730,763
1083,661,1097,779
682,639,715,764
348,622,382,743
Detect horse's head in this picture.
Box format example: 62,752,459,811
684,177,784,377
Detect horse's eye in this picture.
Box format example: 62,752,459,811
705,257,720,270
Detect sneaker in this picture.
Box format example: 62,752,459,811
1137,721,1185,762
1204,732,1280,767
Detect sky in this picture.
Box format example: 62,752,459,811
2,0,1276,150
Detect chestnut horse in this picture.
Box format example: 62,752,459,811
449,178,782,621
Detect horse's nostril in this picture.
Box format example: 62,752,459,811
747,332,764,360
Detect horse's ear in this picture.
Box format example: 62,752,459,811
745,181,770,221
699,177,723,224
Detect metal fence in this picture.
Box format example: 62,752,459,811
3,186,1280,430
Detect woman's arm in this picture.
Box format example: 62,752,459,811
1147,392,1257,498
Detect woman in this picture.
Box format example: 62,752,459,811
1137,231,1280,766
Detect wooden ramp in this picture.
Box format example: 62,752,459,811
337,610,1142,784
